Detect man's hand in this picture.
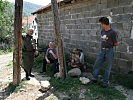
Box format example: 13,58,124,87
46,60,50,64
114,42,120,46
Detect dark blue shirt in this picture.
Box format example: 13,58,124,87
45,48,57,60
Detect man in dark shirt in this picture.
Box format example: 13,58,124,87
41,42,58,76
22,28,35,80
92,17,119,88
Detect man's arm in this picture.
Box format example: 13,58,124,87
112,31,120,46
45,49,50,63
114,42,120,46
49,49,58,59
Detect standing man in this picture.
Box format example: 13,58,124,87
41,42,58,76
22,28,36,80
92,17,119,88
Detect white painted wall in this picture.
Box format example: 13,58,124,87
30,19,38,43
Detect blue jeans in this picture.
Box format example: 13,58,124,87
92,48,114,85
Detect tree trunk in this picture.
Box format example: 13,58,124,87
51,0,66,78
13,0,23,85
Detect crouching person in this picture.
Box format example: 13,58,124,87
68,48,84,77
22,28,35,80
41,42,59,76
71,48,84,71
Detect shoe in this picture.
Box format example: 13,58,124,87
102,84,108,88
29,74,35,77
40,71,46,73
26,77,30,80
90,79,97,84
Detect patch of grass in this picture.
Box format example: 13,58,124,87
50,77,126,100
7,81,27,93
50,77,80,91
0,48,13,55
7,60,13,68
111,73,133,89
87,84,125,100
34,55,43,69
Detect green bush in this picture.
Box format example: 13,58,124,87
34,55,43,69
0,48,13,55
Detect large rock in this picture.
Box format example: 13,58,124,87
79,77,90,84
40,81,50,92
68,68,81,77
54,72,61,78
44,94,58,100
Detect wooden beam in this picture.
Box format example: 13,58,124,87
51,0,66,78
13,0,23,85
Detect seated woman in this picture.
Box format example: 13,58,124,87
70,48,84,71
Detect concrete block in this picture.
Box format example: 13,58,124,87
81,18,89,24
123,6,133,14
89,4,97,10
84,24,91,29
91,10,101,17
71,14,77,19
126,39,133,46
84,12,92,18
76,7,83,13
119,0,132,6
75,19,82,24
129,46,133,52
77,13,84,19
112,14,132,23
107,0,119,8
91,24,99,30
112,7,124,15
89,18,99,23
120,52,133,60
116,59,131,73
100,9,111,16
82,6,90,12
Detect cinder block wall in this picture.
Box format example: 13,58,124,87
37,0,133,72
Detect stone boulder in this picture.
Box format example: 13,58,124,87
79,77,90,84
68,68,81,77
40,81,50,92
54,72,61,78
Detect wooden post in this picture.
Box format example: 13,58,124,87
13,0,23,85
51,0,66,78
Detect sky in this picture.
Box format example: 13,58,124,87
6,0,51,6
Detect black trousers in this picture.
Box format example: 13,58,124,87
42,58,59,75
24,68,32,78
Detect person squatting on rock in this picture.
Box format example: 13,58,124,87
22,28,37,80
71,48,84,72
41,42,59,76
91,17,119,88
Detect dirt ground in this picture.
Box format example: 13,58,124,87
0,53,54,100
0,53,133,100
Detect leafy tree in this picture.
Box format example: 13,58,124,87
0,0,14,43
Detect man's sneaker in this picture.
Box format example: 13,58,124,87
29,74,35,77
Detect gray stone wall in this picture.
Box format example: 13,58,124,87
37,0,133,72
